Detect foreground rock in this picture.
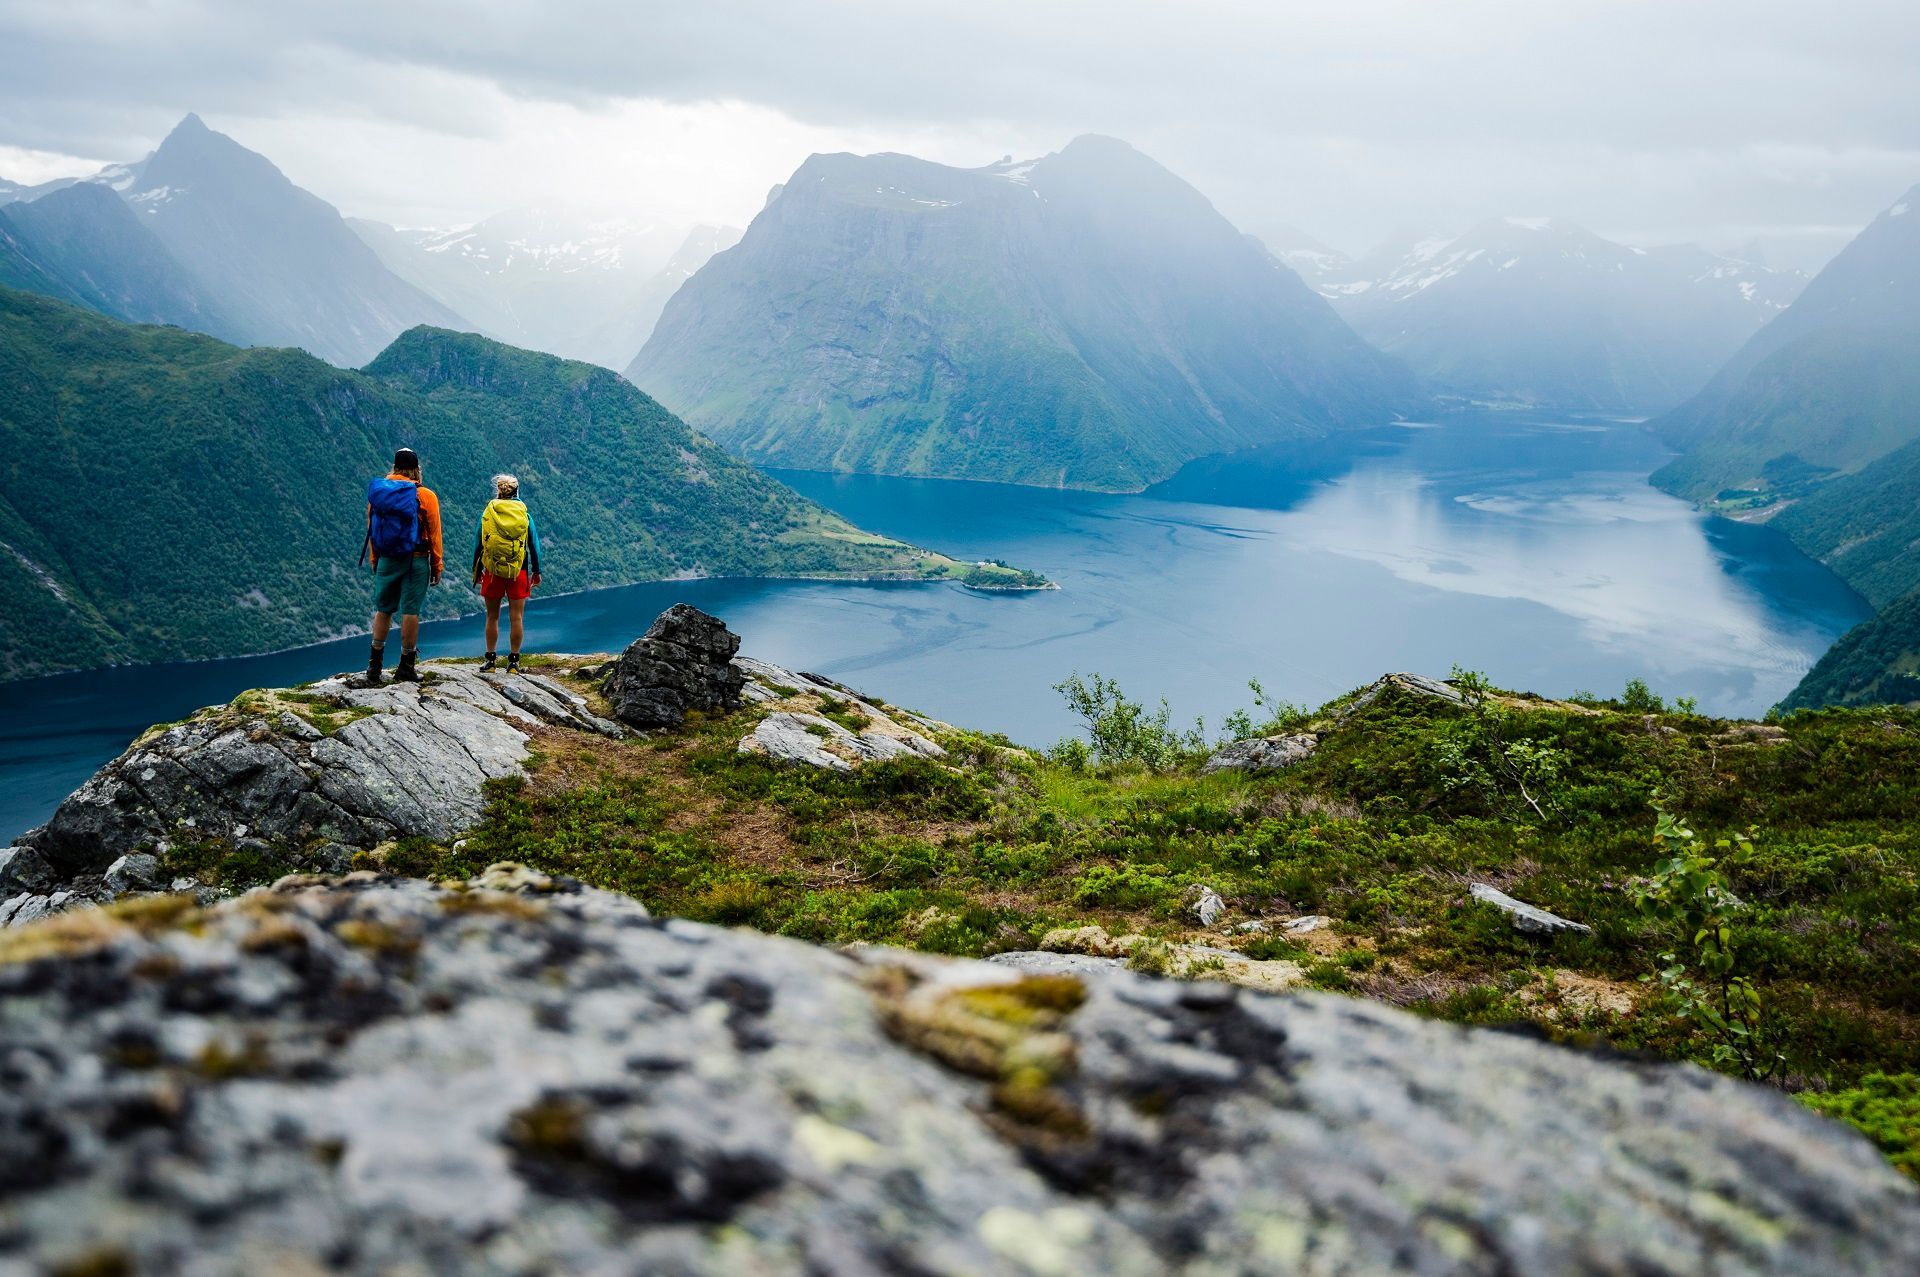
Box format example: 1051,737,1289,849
0,871,1913,1275
602,603,747,728
15,664,620,891
1036,924,1305,993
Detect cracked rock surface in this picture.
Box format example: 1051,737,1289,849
17,664,621,885
2,870,1912,1276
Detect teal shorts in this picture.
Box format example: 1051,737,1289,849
372,555,431,617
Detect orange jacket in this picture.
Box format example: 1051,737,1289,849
366,473,444,573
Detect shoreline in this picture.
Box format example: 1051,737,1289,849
0,568,1056,688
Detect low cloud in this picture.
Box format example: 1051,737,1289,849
2,0,1914,265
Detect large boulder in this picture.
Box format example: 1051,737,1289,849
602,604,747,728
19,664,621,885
0,871,1913,1274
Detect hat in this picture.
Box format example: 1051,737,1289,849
393,447,420,470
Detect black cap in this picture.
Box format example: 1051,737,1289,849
393,447,420,470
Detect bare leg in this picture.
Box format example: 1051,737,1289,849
484,599,502,652
371,612,392,645
508,598,526,654
400,615,420,648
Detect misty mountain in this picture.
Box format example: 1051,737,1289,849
351,213,740,370
628,135,1421,492
1250,223,1352,287
0,182,232,334
1312,218,1805,413
102,114,468,366
1651,185,1920,505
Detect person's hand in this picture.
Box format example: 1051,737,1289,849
530,573,542,589
473,572,483,587
430,569,442,587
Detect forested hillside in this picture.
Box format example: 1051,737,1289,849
0,287,1020,679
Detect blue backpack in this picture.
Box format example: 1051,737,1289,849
366,477,421,558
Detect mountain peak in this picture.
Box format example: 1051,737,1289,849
169,113,211,138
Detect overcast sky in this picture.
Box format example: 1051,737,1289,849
2,1,1915,271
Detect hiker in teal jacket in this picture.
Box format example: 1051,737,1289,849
470,473,543,673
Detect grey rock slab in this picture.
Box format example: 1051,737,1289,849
0,846,55,894
1335,671,1471,719
739,711,943,772
0,871,1913,1274
23,661,619,885
1187,884,1227,927
103,852,162,894
985,951,1130,975
1203,733,1319,773
1470,882,1592,935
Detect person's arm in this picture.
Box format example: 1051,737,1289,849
528,513,542,584
422,489,444,580
472,509,485,583
364,503,377,567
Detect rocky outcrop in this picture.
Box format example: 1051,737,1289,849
1470,881,1593,935
1033,924,1305,994
1336,671,1471,717
602,603,746,728
1202,733,1318,773
15,663,621,889
0,869,1913,1275
734,656,946,770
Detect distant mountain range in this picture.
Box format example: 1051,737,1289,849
0,115,465,366
0,284,1011,680
1637,184,1920,711
351,212,741,371
629,135,1422,491
1260,219,1806,413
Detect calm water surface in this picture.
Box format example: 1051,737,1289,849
0,413,1870,841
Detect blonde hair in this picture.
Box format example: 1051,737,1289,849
492,473,520,496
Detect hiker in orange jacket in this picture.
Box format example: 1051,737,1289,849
361,447,444,684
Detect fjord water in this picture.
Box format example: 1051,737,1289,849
0,413,1869,842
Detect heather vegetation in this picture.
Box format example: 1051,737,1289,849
153,661,1920,1174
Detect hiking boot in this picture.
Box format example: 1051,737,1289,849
480,651,498,673
506,652,522,675
363,645,385,686
392,650,422,683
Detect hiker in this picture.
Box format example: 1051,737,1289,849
471,473,542,673
361,447,443,684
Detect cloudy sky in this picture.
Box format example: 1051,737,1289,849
2,0,1915,270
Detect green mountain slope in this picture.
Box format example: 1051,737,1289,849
0,286,1016,680
628,136,1422,492
1651,185,1920,504
1779,587,1920,712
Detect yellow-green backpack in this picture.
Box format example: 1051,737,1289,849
480,499,529,579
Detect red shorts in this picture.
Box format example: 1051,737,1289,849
479,568,531,602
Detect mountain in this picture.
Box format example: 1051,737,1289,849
1780,587,1920,712
351,212,740,370
1317,218,1805,413
88,114,469,366
0,182,232,333
0,176,76,207
0,285,1025,680
1651,185,1920,504
627,135,1422,492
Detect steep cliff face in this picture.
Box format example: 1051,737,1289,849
2,866,1915,1276
629,136,1421,492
